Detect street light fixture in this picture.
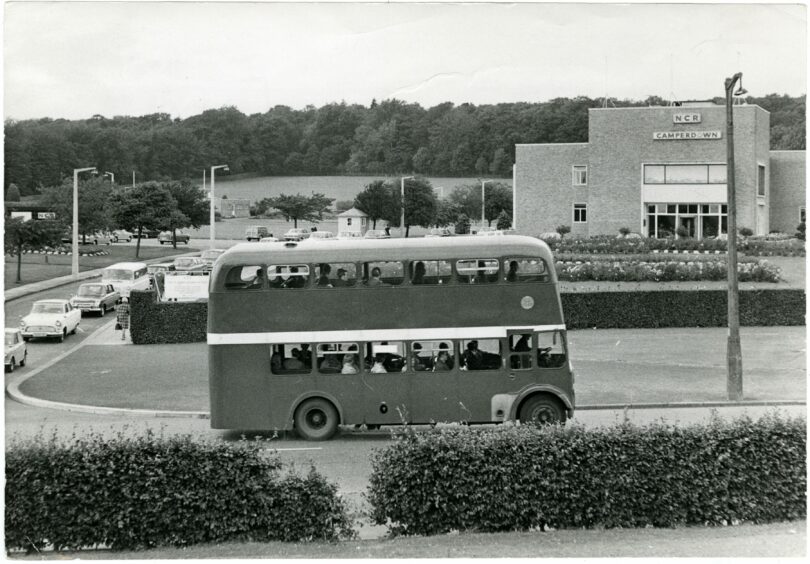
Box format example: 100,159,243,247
725,72,746,401
210,165,229,245
481,179,493,226
72,166,97,278
400,176,414,237
104,171,115,185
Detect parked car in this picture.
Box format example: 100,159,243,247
245,226,270,241
476,227,505,237
159,231,191,245
172,256,207,272
259,236,280,243
20,299,81,342
88,231,115,245
112,229,133,242
308,231,336,241
284,228,311,242
147,263,175,275
425,227,454,238
70,283,120,316
131,228,158,239
199,249,226,270
337,231,364,240
364,229,390,239
5,328,27,373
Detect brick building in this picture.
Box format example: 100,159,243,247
514,102,806,239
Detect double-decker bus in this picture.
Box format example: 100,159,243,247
208,235,574,440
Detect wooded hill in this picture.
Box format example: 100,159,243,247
4,94,805,196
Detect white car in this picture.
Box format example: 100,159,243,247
20,299,81,342
112,229,133,242
425,227,454,238
172,256,208,272
199,249,226,270
308,231,335,241
284,228,311,242
259,236,280,243
5,328,27,372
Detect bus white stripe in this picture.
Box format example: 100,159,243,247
207,325,567,345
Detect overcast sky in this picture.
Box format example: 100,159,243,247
4,1,807,121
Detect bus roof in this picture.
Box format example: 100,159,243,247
216,235,553,267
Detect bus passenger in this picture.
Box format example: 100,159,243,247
247,268,265,289
283,266,306,288
271,352,283,373
341,354,359,374
464,341,484,370
367,267,384,286
317,263,332,287
506,261,519,282
412,261,426,285
410,343,426,371
434,351,451,372
333,268,349,287
370,354,387,373
284,348,305,370
319,354,341,372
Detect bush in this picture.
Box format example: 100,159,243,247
555,225,571,239
562,289,805,328
5,430,355,551
454,214,471,235
675,226,690,238
555,257,781,283
544,235,804,257
130,290,207,344
367,413,806,536
739,227,754,237
796,222,805,241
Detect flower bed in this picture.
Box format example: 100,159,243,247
7,244,110,257
541,235,804,257
556,257,781,283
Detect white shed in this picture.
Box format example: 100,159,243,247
338,207,369,236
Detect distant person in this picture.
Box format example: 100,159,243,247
333,268,350,287
513,334,530,352
506,261,519,282
411,261,426,285
341,354,359,374
115,297,130,341
366,267,384,286
317,263,333,287
370,354,387,373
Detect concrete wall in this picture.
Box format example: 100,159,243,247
769,151,807,233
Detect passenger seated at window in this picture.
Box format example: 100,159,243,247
319,354,342,373
411,261,426,285
437,342,454,370
246,268,264,289
433,351,452,372
463,340,484,370
366,267,384,286
411,343,426,371
317,263,332,288
283,348,305,370
341,354,359,374
506,261,519,282
370,354,387,373
271,352,283,373
269,266,285,288
333,268,350,287
282,266,306,288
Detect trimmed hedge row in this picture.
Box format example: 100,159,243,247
542,235,805,257
556,259,781,283
561,289,805,328
367,413,807,536
5,430,355,552
130,288,805,344
130,290,206,344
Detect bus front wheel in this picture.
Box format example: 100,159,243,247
518,394,565,425
295,398,339,441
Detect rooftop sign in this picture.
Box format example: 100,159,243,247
673,112,702,124
653,131,722,140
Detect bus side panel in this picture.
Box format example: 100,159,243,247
209,344,292,430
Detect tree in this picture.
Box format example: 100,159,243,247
4,218,62,283
496,210,511,230
109,182,178,258
6,183,21,201
454,214,471,235
448,185,482,221
267,192,335,228
484,182,512,226
334,200,354,213
556,225,571,239
162,180,209,249
39,176,113,243
434,200,460,227
354,180,396,230
398,177,438,237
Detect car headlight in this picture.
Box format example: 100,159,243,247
55,320,62,328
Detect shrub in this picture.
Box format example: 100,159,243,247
496,210,511,230
556,225,571,239
618,227,631,237
130,290,207,344
5,430,355,552
547,235,804,257
796,222,805,241
555,257,781,283
454,214,471,235
367,413,806,536
675,226,690,238
739,227,754,237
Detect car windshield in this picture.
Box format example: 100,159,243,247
5,333,18,346
104,269,133,281
78,285,104,297
201,250,224,260
32,303,63,314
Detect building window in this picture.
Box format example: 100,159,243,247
757,165,766,197
573,203,587,223
572,165,587,186
643,164,727,185
347,218,352,226
801,207,806,224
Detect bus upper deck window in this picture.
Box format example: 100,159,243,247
364,262,404,286
268,265,310,289
410,260,452,285
315,263,357,288
225,265,264,290
456,259,498,284
504,258,549,283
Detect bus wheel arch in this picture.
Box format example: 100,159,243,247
293,397,340,441
516,392,568,425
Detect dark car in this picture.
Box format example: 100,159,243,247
131,228,158,239
159,231,191,245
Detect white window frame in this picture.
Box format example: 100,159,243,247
572,165,588,186
573,203,587,224
757,164,766,198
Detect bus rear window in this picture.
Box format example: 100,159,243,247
456,259,499,284
410,260,452,285
225,266,264,290
268,265,310,289
504,258,549,282
364,262,404,286
315,263,357,288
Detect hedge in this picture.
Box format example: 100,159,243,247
556,258,781,283
561,289,805,328
367,413,807,536
543,235,805,257
5,430,355,552
130,290,207,344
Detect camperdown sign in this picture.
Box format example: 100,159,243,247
653,130,722,140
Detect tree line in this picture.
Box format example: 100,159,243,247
5,94,805,196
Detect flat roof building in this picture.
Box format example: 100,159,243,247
514,102,806,239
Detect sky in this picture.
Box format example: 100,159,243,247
3,1,807,121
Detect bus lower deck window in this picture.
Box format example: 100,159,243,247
509,333,533,370
411,340,454,371
536,331,567,368
315,263,357,288
316,342,359,373
456,259,499,284
268,265,310,289
364,262,404,286
225,265,264,289
365,342,405,372
505,258,549,283
410,260,452,285
459,339,502,370
271,344,312,374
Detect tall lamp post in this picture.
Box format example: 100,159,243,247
104,171,115,185
72,167,97,278
725,72,747,401
400,176,414,237
210,165,229,246
481,179,493,227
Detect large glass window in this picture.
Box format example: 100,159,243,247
644,164,727,185
267,265,310,289
459,339,502,371
271,344,312,374
644,165,666,184
410,260,452,285
456,259,499,284
410,340,454,372
504,258,549,283
708,164,727,184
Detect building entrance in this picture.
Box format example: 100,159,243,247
646,203,728,239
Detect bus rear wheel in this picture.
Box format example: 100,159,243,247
295,398,339,441
518,394,565,425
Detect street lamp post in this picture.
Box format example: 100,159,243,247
210,165,229,246
104,171,114,185
72,167,97,278
400,176,414,237
481,179,492,227
725,72,747,401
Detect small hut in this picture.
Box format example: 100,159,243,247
338,207,369,237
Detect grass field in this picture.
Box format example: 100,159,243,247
4,245,199,289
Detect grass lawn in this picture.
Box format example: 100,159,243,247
4,245,200,290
